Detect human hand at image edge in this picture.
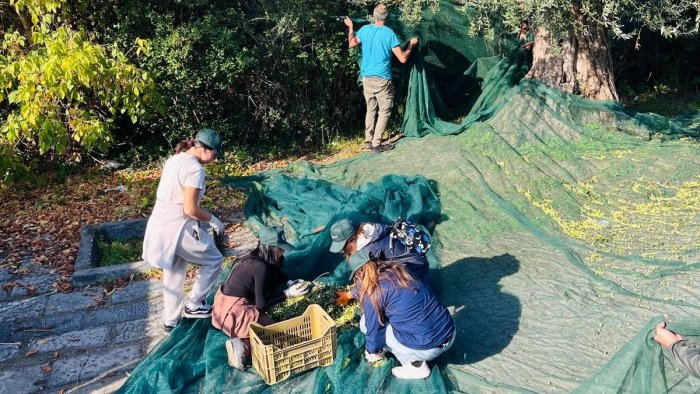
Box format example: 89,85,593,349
654,321,683,348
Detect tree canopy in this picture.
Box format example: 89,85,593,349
1,0,698,183
458,0,700,41
0,0,156,182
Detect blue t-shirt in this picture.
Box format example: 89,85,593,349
356,24,401,80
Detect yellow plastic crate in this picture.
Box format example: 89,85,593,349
249,304,337,385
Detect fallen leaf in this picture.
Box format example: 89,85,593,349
41,364,52,373
25,349,38,357
37,338,50,345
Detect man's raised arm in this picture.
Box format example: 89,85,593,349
344,17,360,48
392,37,419,63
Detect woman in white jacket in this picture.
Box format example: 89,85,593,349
142,128,226,333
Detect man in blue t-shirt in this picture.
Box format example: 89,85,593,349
344,5,418,153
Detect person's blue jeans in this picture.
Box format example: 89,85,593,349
360,315,456,365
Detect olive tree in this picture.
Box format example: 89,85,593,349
458,0,700,100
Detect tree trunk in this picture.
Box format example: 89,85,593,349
526,24,618,101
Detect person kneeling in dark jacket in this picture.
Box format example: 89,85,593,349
212,226,310,369
348,250,456,379
329,219,430,285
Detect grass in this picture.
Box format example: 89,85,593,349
97,237,144,266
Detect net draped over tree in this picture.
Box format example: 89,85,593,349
118,2,700,393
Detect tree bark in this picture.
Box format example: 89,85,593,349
526,23,618,101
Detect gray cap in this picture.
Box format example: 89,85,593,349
347,249,371,280
329,219,355,253
195,128,224,159
258,226,295,252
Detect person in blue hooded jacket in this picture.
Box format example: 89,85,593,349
348,250,456,379
329,218,430,285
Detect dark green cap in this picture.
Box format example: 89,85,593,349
347,249,371,280
258,226,295,252
329,219,355,253
195,128,224,159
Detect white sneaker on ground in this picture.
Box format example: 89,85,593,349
226,338,246,369
391,360,431,379
183,299,212,318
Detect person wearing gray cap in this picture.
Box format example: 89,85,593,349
348,251,455,379
343,4,419,153
212,226,311,369
329,218,430,284
142,128,226,335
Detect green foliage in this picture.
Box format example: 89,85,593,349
0,0,157,183
67,0,365,161
97,236,143,266
348,0,441,27
451,0,700,40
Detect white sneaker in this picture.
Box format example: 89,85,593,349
391,361,431,379
226,338,245,369
183,299,212,319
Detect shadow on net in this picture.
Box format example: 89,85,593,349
431,253,522,365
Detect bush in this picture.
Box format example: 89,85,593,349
0,0,157,183
67,0,365,161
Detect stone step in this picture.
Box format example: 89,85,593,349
0,218,258,393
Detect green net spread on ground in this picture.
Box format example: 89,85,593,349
118,1,700,392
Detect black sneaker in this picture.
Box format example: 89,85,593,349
369,144,394,154
163,324,176,334
183,300,212,319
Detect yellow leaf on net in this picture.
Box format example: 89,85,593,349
372,359,386,368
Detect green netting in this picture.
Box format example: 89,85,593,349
118,1,700,393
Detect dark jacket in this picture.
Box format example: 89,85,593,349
671,339,700,378
361,223,430,284
357,271,454,354
221,253,288,312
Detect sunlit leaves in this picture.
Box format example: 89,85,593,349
0,0,157,182
450,0,700,40
10,0,64,25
